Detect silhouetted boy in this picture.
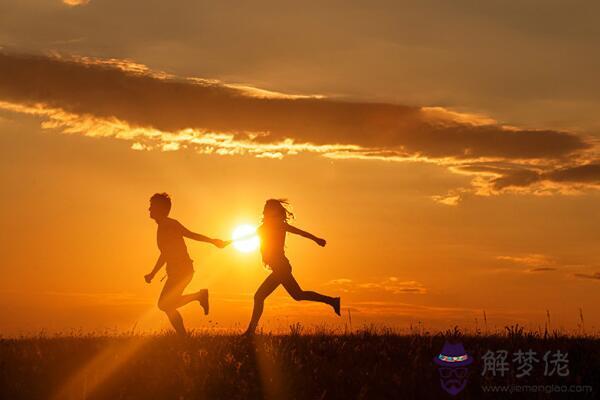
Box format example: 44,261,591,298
145,193,229,335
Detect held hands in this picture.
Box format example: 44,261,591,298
315,237,327,247
212,239,232,249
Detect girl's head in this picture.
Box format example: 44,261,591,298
263,199,294,223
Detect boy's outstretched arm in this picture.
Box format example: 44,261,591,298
180,223,230,248
286,224,326,247
145,254,165,283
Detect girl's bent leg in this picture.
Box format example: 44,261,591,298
282,273,339,313
172,290,206,310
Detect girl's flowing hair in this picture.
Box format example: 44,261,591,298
263,198,294,223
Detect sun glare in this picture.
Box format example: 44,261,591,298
232,224,260,253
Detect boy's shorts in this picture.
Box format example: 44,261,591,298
159,260,194,310
165,259,194,277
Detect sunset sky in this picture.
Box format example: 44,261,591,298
0,0,599,335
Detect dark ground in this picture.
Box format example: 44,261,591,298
1,328,598,399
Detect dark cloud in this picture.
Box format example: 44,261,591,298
574,272,600,280
491,169,541,190
0,52,591,162
528,267,557,272
544,164,600,184
456,162,600,192
489,164,600,190
2,52,598,201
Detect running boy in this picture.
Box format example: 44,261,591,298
145,193,229,335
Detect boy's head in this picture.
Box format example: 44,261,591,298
149,193,171,220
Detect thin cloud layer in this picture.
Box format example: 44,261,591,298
528,267,557,272
496,254,556,268
326,277,427,295
574,272,600,281
0,52,598,201
62,0,90,7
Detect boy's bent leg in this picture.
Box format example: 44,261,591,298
172,289,208,313
158,297,187,336
165,271,208,314
159,274,193,335
159,272,195,307
165,309,186,336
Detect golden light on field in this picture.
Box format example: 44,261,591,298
232,224,260,253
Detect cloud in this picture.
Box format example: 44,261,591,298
326,277,427,295
346,301,476,317
545,164,600,184
491,169,543,190
493,256,600,277
496,254,556,268
486,163,600,190
442,160,600,201
489,254,561,275
0,52,590,159
430,192,462,206
0,51,598,201
326,278,353,286
528,267,557,273
573,272,600,281
62,0,90,6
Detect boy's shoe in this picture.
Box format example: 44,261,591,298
333,297,341,316
198,289,209,315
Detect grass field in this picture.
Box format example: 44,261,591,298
1,327,598,399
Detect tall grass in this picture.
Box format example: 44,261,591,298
0,326,598,399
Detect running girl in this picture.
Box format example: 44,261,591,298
244,199,340,335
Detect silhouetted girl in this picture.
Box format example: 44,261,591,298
244,199,340,335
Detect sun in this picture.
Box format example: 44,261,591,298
232,224,260,253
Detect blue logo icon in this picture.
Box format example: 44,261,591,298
433,342,473,396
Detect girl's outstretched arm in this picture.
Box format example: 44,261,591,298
286,224,326,247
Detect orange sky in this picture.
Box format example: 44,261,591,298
0,0,599,336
